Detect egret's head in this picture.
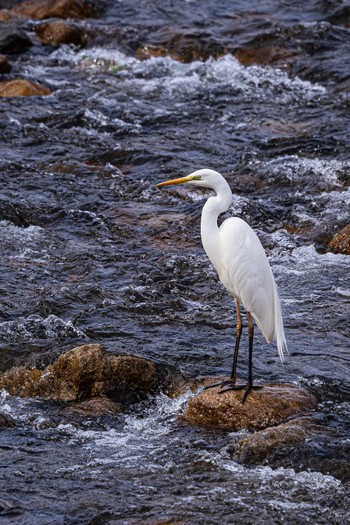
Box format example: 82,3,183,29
156,169,224,191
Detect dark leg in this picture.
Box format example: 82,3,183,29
242,312,255,403
230,299,242,384
204,299,243,391
220,311,262,401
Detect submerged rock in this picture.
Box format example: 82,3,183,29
0,412,17,430
327,224,350,255
225,415,350,482
185,381,317,431
0,54,11,74
0,25,32,53
11,0,100,20
0,344,158,403
34,21,87,46
0,79,51,97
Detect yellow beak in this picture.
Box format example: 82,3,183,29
156,175,190,188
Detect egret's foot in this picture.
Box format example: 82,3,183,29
203,379,233,391
218,383,263,403
242,384,263,404
218,383,246,394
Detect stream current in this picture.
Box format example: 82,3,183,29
1,0,350,523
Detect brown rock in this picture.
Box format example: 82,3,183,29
35,21,87,46
234,46,296,67
185,382,317,431
99,354,158,395
50,343,106,401
0,79,51,97
0,344,158,403
230,416,329,463
226,415,350,482
0,366,44,397
0,411,17,429
12,0,99,20
0,9,18,22
66,396,122,415
136,32,226,64
327,224,350,255
136,45,184,63
0,54,11,74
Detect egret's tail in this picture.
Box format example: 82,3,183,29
273,282,288,362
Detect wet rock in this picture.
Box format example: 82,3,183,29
0,367,43,397
0,79,51,96
136,32,226,63
0,9,19,22
234,46,296,67
0,412,16,430
0,25,32,53
0,344,158,403
136,45,184,63
226,415,350,482
229,416,329,463
48,343,107,401
11,0,100,20
327,224,350,255
66,396,122,416
34,21,87,46
0,54,11,74
185,381,317,431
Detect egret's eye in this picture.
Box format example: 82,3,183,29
192,175,201,181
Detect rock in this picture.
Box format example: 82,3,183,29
327,224,350,255
234,46,296,67
185,381,317,431
0,79,51,96
135,32,226,63
226,415,350,482
0,344,158,403
0,367,44,397
0,412,17,430
99,354,158,395
0,9,19,22
229,416,329,463
136,45,185,63
34,21,87,46
0,54,11,74
11,0,100,20
49,343,107,401
66,396,122,416
0,25,32,54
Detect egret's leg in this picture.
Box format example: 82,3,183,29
204,300,244,392
230,299,242,385
242,312,256,403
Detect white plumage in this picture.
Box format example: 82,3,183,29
156,168,287,400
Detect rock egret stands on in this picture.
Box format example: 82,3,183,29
156,169,287,402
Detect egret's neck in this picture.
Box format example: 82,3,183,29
200,179,232,262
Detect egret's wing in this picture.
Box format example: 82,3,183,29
218,218,284,352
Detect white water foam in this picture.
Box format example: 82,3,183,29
0,314,86,342
50,47,326,103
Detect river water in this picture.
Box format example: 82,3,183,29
1,0,350,523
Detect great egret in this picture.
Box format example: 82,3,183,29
156,169,287,402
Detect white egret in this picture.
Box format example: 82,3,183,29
156,169,287,402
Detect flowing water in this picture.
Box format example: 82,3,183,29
1,0,350,523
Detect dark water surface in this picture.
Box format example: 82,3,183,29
1,0,350,523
